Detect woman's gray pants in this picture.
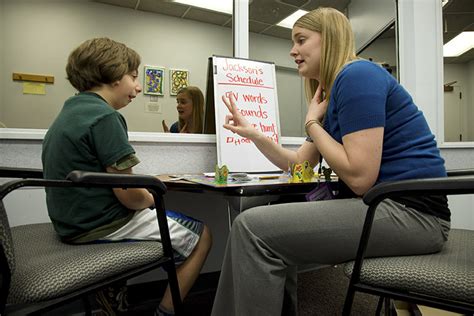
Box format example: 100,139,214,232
211,198,449,316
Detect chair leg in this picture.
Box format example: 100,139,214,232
82,296,92,316
342,286,356,316
375,296,384,316
165,261,182,315
384,297,392,316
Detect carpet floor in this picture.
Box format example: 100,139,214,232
123,265,380,315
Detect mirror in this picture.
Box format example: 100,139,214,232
442,0,474,142
0,0,233,134
357,23,397,80
0,0,397,138
248,0,396,137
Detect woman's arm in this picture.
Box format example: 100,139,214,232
222,95,320,170
105,166,155,210
305,86,382,195
307,123,382,195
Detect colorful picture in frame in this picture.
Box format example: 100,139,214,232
170,69,189,95
144,65,165,95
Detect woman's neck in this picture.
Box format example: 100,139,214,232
183,119,193,132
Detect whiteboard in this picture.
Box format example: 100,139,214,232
211,56,281,173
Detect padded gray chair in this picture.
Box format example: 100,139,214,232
0,168,182,315
342,169,474,315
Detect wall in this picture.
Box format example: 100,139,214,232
358,37,396,66
0,0,4,125
1,0,302,134
398,0,444,136
250,32,293,69
348,0,395,51
468,60,474,140
444,64,472,141
1,0,232,131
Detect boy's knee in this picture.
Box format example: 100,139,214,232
201,225,212,250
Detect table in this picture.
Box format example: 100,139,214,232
159,174,326,220
157,174,334,274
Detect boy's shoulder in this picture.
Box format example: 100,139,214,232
50,92,121,134
64,92,115,116
66,92,110,106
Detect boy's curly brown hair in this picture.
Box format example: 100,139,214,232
66,37,141,92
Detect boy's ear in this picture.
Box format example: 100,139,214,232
111,79,121,87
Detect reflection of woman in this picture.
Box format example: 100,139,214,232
211,7,450,315
162,86,204,133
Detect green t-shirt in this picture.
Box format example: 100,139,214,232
42,92,137,241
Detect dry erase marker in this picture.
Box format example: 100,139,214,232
259,175,280,180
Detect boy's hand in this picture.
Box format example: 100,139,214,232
106,166,154,210
162,120,170,133
222,94,259,139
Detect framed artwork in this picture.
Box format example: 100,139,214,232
144,65,165,96
170,69,189,95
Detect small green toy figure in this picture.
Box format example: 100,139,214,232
321,166,333,182
215,164,229,184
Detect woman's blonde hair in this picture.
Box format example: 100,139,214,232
294,7,358,103
177,86,204,134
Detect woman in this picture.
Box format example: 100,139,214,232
211,7,450,316
162,86,204,133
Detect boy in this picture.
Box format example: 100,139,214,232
42,38,211,316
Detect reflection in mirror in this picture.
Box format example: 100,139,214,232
357,23,397,80
442,0,474,142
248,0,396,137
1,0,397,138
0,0,232,133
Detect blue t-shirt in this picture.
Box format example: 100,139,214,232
170,121,179,133
324,60,449,220
326,60,446,182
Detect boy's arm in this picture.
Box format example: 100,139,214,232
105,166,155,211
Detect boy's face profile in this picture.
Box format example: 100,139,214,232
110,70,142,110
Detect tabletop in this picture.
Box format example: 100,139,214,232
157,173,334,197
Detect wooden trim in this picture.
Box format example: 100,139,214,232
444,85,454,92
12,72,54,84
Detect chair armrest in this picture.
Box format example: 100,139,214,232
447,169,474,177
349,172,474,285
67,170,167,195
0,167,43,179
363,174,474,206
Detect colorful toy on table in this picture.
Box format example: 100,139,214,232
214,164,229,184
289,161,314,183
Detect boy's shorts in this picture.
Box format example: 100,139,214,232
100,208,204,261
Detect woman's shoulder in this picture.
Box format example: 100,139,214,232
170,121,179,133
336,60,390,85
341,59,385,75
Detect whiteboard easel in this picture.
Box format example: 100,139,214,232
209,55,281,173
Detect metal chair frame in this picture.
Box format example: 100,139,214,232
343,169,474,315
0,169,182,315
